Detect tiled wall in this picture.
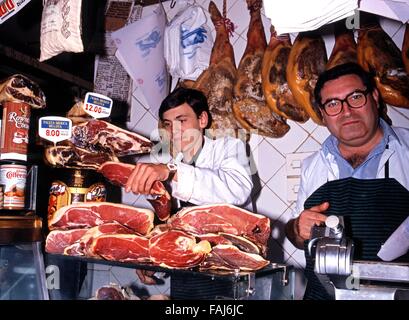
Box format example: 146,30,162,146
88,0,409,300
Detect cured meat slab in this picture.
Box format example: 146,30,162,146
44,145,119,170
357,14,409,108
90,234,150,263
48,202,154,235
233,0,289,138
0,74,46,109
287,31,327,125
168,204,271,247
262,27,309,122
326,20,357,69
403,24,409,73
200,244,269,271
149,230,211,268
45,229,88,254
71,120,153,156
99,161,171,221
63,223,134,256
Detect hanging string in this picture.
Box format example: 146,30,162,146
215,0,235,37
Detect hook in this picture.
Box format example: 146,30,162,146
170,0,176,8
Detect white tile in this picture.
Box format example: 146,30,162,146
380,17,405,49
233,35,247,68
288,249,306,269
296,136,321,153
226,0,249,37
248,133,264,152
254,185,287,220
266,165,289,206
132,112,159,138
311,125,330,144
265,122,309,155
128,98,148,130
252,140,285,183
298,118,318,135
389,106,409,128
271,207,298,256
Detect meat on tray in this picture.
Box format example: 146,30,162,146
48,202,154,235
99,161,171,221
90,233,150,263
200,244,269,271
71,120,153,156
45,228,89,254
168,203,271,248
63,223,134,256
149,230,211,269
44,145,119,170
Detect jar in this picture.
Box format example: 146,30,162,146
48,169,107,221
0,162,27,210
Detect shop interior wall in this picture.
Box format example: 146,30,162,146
84,0,409,300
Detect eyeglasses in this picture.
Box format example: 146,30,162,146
321,89,370,116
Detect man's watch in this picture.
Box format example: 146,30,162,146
166,160,178,179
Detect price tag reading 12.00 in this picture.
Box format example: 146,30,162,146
38,116,72,144
83,92,113,119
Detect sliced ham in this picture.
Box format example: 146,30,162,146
357,13,409,109
71,120,153,156
48,202,154,235
63,223,134,256
287,31,328,125
90,234,150,263
233,0,289,138
45,229,88,254
200,244,269,271
262,27,309,122
168,203,271,247
149,230,211,269
99,161,171,221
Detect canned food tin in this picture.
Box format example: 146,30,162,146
0,163,27,210
0,102,31,162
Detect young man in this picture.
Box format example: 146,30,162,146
126,86,253,208
285,63,409,299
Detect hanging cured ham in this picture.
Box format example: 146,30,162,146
187,1,239,137
327,20,357,69
233,0,289,138
357,13,409,109
287,31,328,125
403,24,409,74
261,27,309,122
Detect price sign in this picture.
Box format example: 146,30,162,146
83,92,113,119
38,116,72,143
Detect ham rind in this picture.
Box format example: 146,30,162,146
71,120,153,156
403,24,409,74
45,229,88,254
168,204,270,247
48,202,154,235
90,234,150,263
149,230,211,269
200,244,269,271
99,161,172,221
63,223,134,256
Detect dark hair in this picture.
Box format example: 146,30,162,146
159,87,211,122
314,63,377,106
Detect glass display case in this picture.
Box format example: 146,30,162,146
46,254,295,300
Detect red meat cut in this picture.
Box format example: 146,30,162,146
45,229,88,254
200,244,269,271
90,234,150,263
168,204,271,247
71,120,153,156
48,202,154,235
99,161,172,221
149,230,211,268
63,223,134,256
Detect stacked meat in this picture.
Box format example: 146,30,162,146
46,202,271,271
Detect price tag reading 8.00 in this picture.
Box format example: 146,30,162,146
38,116,72,143
83,92,113,119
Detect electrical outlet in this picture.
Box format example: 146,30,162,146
285,152,314,177
287,177,301,202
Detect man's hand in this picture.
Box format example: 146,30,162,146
125,163,170,194
286,202,329,249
